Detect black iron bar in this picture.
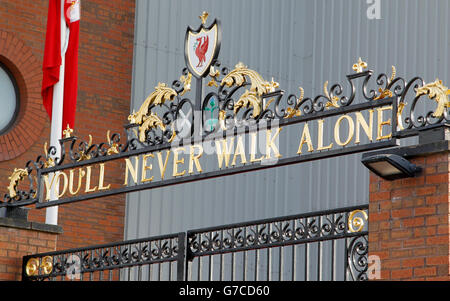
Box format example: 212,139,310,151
22,205,368,281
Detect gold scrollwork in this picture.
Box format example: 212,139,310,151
25,258,39,276
76,135,93,162
233,90,262,118
221,62,279,118
374,66,396,100
128,82,178,143
43,142,55,168
415,78,450,118
40,256,53,275
128,82,177,125
106,130,119,155
7,168,28,199
178,72,192,96
221,62,271,96
285,86,304,118
208,66,220,87
324,81,340,108
25,256,53,277
138,112,166,142
348,209,368,233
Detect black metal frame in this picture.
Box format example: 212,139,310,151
22,205,368,281
2,15,449,210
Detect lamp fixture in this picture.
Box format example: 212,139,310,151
361,153,422,181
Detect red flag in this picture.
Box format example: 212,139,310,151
42,0,80,136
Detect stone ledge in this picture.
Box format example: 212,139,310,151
0,217,63,234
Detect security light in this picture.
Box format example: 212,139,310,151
361,153,422,181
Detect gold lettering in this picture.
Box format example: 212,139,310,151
265,128,282,159
377,106,392,140
98,163,111,190
69,168,85,195
124,156,139,185
215,138,234,168
250,132,264,162
355,110,373,144
85,166,97,193
140,154,154,183
43,172,68,200
173,147,186,177
297,123,314,154
43,173,57,201
317,119,333,151
57,172,68,198
232,135,247,166
189,144,203,174
334,115,355,146
156,150,171,180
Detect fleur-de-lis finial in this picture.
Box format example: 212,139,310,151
199,11,209,25
63,124,73,138
352,57,368,73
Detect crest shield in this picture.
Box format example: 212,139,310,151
185,19,221,78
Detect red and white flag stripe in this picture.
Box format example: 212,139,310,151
42,0,80,136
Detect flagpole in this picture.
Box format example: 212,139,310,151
45,0,67,225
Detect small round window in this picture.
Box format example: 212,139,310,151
0,62,19,134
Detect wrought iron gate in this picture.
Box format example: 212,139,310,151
22,205,368,281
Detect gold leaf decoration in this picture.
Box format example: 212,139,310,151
77,135,93,162
352,57,367,73
25,258,39,276
374,66,396,100
106,130,119,155
218,110,227,130
62,124,73,138
233,90,262,118
285,87,304,119
40,256,53,275
389,65,396,83
43,142,55,168
348,209,368,233
221,62,270,96
373,87,393,101
199,11,209,25
138,112,166,142
415,78,450,118
7,168,28,198
128,83,177,124
323,81,340,108
208,66,220,87
178,72,192,96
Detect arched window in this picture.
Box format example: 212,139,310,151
0,62,19,134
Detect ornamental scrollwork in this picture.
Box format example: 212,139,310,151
25,236,179,280
347,236,369,281
3,55,450,207
187,208,368,256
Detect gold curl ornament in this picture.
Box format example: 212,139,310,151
348,209,368,233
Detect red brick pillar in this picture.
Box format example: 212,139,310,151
0,208,62,280
368,131,450,280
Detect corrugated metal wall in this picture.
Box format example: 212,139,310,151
125,0,449,239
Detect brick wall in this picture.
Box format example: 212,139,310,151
0,0,135,252
0,219,61,281
369,152,450,280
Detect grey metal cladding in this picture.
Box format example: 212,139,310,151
126,0,450,239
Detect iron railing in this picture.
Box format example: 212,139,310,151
22,205,368,281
